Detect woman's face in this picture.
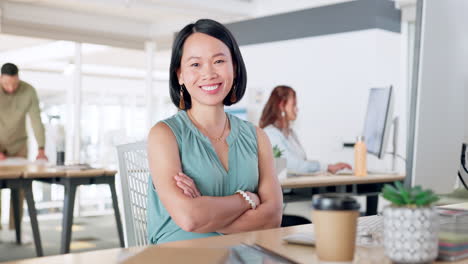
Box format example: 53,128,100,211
177,32,235,108
284,94,298,121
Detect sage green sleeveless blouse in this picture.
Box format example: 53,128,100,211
147,110,259,244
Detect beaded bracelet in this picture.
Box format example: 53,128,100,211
235,190,257,210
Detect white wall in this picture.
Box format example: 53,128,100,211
240,29,403,172
412,0,468,192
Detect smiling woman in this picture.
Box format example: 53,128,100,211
177,33,235,108
146,19,283,244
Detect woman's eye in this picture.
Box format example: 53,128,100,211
215,60,225,64
190,63,199,67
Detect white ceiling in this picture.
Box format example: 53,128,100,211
0,0,356,79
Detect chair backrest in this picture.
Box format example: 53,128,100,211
116,141,150,247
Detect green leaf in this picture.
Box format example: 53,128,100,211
411,186,423,197
400,189,411,204
427,195,440,204
382,192,405,205
272,145,284,158
382,189,396,199
380,183,439,206
412,185,423,193
395,181,406,192
383,184,399,194
415,193,439,206
414,190,431,200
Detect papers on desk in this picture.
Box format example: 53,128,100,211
283,232,316,246
0,157,48,166
287,171,325,177
228,244,297,264
437,207,468,261
53,164,95,171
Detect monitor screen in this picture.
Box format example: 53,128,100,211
225,108,248,121
362,87,393,158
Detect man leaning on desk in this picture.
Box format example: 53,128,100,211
0,62,48,229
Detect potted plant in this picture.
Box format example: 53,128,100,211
272,145,287,180
381,181,440,263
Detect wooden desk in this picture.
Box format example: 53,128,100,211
0,165,124,255
4,210,467,264
281,173,405,215
281,173,405,189
28,167,124,254
0,166,25,179
0,167,43,257
440,202,468,210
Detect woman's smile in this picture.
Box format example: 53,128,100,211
199,82,223,94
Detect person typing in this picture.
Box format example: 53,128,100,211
259,85,351,175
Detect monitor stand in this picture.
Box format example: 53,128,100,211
369,117,400,175
458,143,468,190
387,116,399,172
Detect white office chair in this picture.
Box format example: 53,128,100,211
116,141,150,247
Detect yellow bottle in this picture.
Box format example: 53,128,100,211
354,136,367,176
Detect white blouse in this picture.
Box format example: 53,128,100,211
263,125,322,173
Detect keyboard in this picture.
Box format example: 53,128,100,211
335,168,353,175
334,169,399,175
357,215,383,236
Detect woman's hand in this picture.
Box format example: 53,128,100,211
174,172,201,198
327,162,352,174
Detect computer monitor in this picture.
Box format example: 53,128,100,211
362,86,394,159
225,108,248,121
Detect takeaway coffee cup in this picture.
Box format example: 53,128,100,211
312,193,360,262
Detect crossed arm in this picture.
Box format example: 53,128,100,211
147,122,282,234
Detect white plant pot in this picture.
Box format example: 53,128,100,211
274,157,287,180
383,206,439,263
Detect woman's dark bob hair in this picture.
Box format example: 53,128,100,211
169,19,247,109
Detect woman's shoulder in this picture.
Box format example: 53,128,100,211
228,113,257,138
160,111,186,127
148,121,174,142
229,115,274,146
148,111,187,143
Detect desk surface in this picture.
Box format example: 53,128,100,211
0,165,116,179
281,173,405,188
0,166,23,179
5,206,468,264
